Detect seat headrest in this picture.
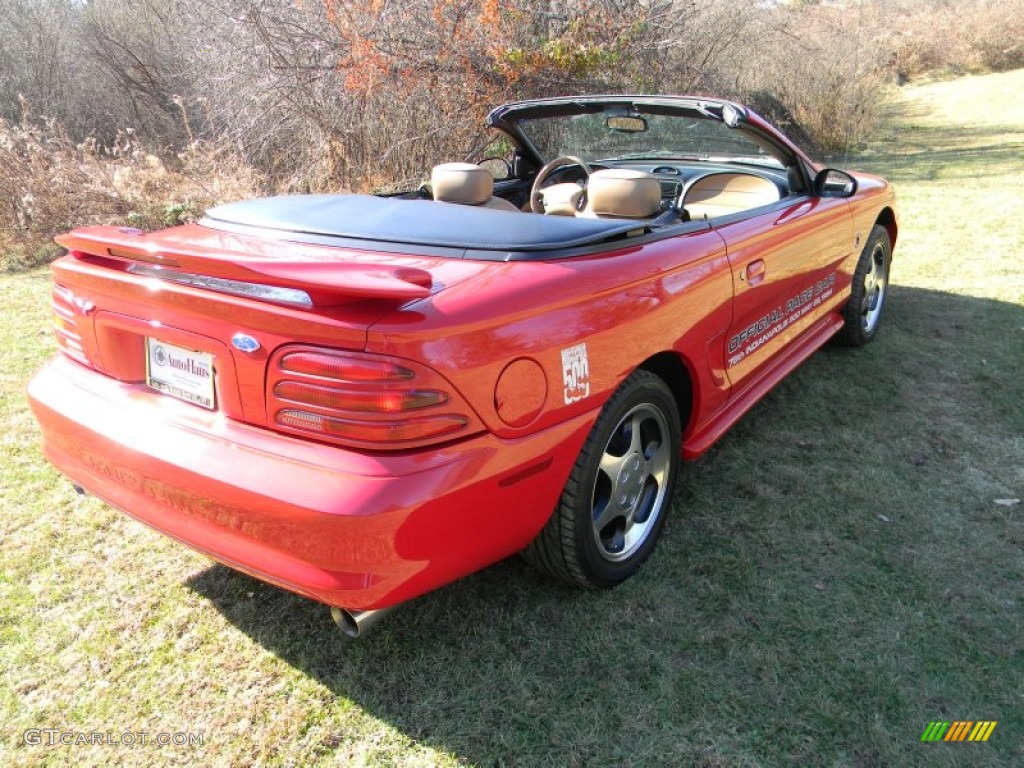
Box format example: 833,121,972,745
431,162,493,206
586,169,662,218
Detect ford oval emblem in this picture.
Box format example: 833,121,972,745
231,333,261,353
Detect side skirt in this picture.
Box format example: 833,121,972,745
682,312,844,460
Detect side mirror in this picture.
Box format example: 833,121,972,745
813,168,857,198
477,157,512,181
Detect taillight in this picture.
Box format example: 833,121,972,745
273,381,447,412
267,346,482,450
276,409,468,443
279,351,414,382
51,284,90,367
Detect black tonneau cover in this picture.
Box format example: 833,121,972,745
201,194,654,258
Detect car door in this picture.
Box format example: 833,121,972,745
715,194,855,389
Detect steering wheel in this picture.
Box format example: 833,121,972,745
530,155,593,214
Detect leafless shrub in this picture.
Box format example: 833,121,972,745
733,2,890,154
3,0,1024,271
880,0,1024,81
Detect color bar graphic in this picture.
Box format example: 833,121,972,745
921,721,996,742
968,721,998,742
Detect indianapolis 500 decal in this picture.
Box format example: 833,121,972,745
727,273,836,367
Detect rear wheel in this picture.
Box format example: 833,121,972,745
523,370,680,588
836,224,892,347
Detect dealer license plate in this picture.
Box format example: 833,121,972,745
145,338,215,410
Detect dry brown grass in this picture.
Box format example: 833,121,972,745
0,117,263,272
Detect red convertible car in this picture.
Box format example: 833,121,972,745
28,96,896,637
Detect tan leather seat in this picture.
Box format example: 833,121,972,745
578,168,662,219
682,173,780,220
431,162,519,213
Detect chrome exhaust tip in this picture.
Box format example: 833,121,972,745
330,605,397,639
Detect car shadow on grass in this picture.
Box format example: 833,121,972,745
187,285,1023,767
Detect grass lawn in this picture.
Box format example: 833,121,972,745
2,70,1022,767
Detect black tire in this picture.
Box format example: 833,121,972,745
836,224,892,347
522,370,681,589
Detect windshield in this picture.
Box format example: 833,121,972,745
516,111,784,168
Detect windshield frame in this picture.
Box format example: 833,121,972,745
487,95,804,175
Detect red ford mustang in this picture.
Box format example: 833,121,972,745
28,96,897,636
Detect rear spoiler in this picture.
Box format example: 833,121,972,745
55,226,433,307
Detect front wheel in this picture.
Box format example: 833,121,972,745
522,370,680,589
836,224,892,347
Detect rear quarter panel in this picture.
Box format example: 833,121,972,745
367,228,733,441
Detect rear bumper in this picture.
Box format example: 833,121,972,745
27,357,591,610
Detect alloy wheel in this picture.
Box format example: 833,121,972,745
591,403,672,562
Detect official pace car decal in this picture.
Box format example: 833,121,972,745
727,273,836,368
561,342,591,404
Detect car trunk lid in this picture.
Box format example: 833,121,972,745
48,222,493,430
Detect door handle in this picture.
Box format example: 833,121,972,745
745,259,766,285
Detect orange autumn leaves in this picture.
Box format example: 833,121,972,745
320,0,643,101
